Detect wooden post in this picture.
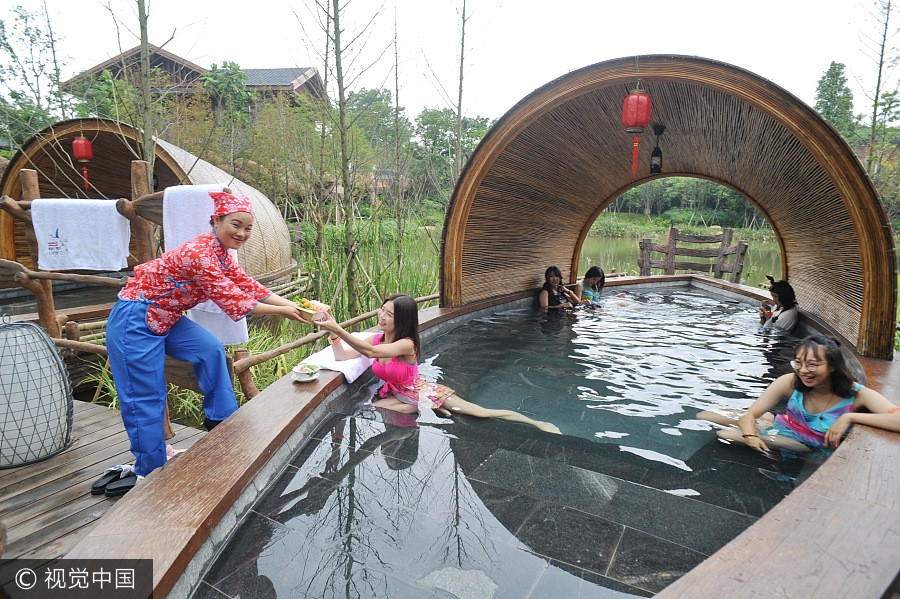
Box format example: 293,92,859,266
19,170,60,337
65,320,81,341
713,228,733,279
129,161,156,263
664,227,678,275
232,347,260,399
638,238,652,276
731,240,748,284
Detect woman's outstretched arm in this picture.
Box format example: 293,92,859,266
824,387,900,447
315,312,414,360
736,373,794,453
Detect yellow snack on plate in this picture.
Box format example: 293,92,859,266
297,298,330,321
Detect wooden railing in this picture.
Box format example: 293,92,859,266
638,227,748,283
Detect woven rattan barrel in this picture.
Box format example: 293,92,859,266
442,55,896,358
0,118,292,283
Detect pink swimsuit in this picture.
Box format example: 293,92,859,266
371,334,455,408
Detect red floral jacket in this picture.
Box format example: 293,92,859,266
119,232,270,334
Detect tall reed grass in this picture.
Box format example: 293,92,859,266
87,209,446,428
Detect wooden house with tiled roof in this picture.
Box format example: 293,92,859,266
62,44,206,96
62,44,324,103
242,68,326,101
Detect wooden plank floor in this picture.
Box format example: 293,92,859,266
0,400,205,561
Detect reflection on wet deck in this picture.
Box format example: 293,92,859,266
193,395,807,598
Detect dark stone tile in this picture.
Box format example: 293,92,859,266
409,545,549,599
606,527,708,595
467,479,542,535
252,430,462,531
576,562,653,598
217,551,449,599
511,436,652,485
468,449,628,516
598,479,757,555
203,511,290,587
190,581,233,599
529,559,651,598
516,502,624,574
467,447,756,556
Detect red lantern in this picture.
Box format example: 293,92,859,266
72,135,93,191
622,88,652,178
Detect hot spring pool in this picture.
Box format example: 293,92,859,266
424,289,800,466
194,288,824,598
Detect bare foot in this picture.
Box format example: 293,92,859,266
536,421,562,434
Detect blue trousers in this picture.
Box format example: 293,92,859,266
106,299,238,476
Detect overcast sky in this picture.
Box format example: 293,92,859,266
7,0,889,120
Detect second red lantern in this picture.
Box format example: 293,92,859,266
72,135,93,191
622,88,652,178
622,88,652,132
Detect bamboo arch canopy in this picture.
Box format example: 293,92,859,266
0,118,293,282
441,55,897,358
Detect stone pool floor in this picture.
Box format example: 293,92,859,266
191,387,812,599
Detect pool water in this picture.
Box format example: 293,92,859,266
427,289,799,465
193,289,822,598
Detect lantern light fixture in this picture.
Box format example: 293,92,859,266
650,124,665,175
72,133,93,191
622,85,653,178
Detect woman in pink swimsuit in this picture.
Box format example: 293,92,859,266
315,294,561,434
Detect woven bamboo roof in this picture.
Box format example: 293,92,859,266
0,118,292,282
442,55,897,358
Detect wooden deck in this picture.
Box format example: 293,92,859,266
0,400,205,561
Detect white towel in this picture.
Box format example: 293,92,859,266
162,184,249,345
31,199,130,271
300,334,375,383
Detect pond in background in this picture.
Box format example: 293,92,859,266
579,235,782,290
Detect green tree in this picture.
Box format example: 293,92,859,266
412,107,492,204
0,92,54,148
200,62,254,123
815,62,856,141
71,69,140,120
346,88,412,156
200,61,254,171
0,3,67,148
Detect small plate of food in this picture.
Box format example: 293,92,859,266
292,362,320,382
296,297,330,322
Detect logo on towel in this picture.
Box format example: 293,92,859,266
45,228,68,256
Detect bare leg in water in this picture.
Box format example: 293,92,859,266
374,394,561,434
439,395,561,434
696,409,810,453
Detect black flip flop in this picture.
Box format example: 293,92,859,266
105,472,138,497
91,467,130,495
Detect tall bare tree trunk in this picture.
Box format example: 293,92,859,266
138,0,156,183
454,0,467,183
866,0,892,176
313,7,333,299
393,11,404,283
40,0,66,119
332,0,359,316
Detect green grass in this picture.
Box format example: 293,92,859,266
88,208,900,424
588,211,777,243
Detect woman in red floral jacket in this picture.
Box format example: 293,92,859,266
105,191,306,486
